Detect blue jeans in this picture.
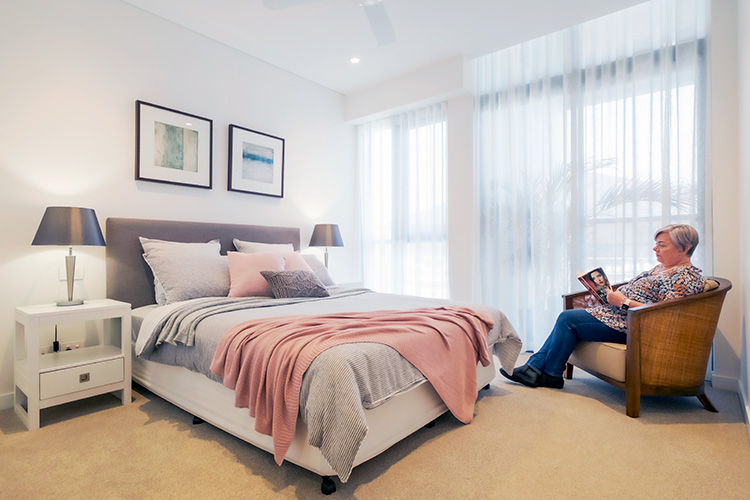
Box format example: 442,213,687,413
527,309,626,378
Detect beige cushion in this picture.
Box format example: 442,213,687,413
569,341,627,382
704,279,719,291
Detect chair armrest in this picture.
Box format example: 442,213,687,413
626,278,731,388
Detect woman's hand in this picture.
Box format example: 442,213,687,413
607,289,643,309
607,289,625,307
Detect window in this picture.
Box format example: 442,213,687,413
358,102,448,298
474,0,709,349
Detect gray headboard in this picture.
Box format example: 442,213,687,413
106,217,301,309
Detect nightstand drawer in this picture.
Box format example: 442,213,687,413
40,358,124,400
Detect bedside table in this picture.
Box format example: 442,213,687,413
14,299,132,430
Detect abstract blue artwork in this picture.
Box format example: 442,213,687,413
241,142,274,183
229,124,285,197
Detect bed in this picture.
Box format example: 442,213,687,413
105,217,522,494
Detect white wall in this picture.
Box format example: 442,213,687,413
737,0,750,427
445,93,477,302
710,0,743,394
344,57,470,124
0,0,358,408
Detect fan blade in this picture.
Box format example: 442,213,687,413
263,0,321,9
363,3,396,45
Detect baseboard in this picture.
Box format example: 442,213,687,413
710,373,740,392
740,383,750,440
711,374,750,438
0,391,13,411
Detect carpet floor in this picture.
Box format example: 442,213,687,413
2,359,749,500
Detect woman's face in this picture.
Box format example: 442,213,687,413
591,271,606,286
653,232,689,268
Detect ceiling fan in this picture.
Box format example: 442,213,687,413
262,0,396,46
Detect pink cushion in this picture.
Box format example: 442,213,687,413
227,252,285,297
283,252,314,272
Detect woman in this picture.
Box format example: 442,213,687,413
501,224,706,389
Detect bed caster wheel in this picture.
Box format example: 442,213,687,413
321,476,336,495
192,416,204,425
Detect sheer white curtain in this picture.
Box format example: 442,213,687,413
358,102,448,298
474,0,709,350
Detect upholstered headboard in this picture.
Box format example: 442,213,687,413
105,217,300,309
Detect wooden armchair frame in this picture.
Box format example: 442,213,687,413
563,277,732,418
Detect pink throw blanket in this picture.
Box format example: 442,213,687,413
209,306,494,465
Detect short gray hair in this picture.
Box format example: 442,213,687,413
654,224,700,257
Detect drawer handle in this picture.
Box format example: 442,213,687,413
79,373,90,383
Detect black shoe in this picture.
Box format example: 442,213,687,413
538,372,564,389
500,364,540,388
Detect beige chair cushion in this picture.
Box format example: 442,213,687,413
569,341,627,382
704,279,719,291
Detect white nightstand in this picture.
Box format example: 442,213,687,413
14,299,132,430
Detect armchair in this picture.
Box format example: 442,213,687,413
563,277,732,418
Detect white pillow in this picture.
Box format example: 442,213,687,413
302,254,335,286
139,237,226,305
233,238,294,254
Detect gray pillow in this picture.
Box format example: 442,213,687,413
233,238,295,254
302,254,335,286
143,253,230,304
260,270,330,299
139,237,228,304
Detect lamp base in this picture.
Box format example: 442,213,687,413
56,299,84,307
59,250,83,306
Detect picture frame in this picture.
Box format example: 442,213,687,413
228,124,285,198
135,100,213,189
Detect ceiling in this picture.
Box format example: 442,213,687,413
120,0,647,95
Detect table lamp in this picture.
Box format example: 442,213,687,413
31,206,106,306
309,223,343,268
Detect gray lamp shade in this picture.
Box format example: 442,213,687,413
32,207,106,247
309,224,343,248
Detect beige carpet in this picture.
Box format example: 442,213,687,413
2,360,750,500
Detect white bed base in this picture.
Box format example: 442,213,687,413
132,354,497,480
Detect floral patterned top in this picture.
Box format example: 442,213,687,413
586,264,706,333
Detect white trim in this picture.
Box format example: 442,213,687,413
710,374,750,439
740,381,750,441
711,373,741,392
0,391,12,411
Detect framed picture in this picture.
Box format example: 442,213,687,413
135,100,213,189
228,124,285,198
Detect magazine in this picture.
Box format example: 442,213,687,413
577,267,612,305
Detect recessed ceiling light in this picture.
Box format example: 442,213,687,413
350,57,361,64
